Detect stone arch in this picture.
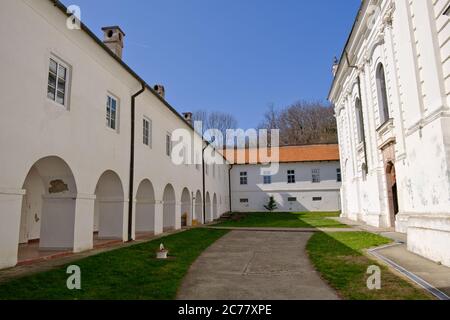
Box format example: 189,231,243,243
205,192,212,223
135,179,156,234
194,190,203,225
181,188,191,227
163,184,176,231
19,156,78,251
94,170,125,240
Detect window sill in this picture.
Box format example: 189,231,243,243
376,118,394,134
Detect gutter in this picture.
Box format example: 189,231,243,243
202,143,208,224
128,83,146,242
228,165,233,212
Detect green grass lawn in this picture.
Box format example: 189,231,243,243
0,228,228,300
307,232,433,300
215,212,346,228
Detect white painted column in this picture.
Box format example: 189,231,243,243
0,188,25,269
392,0,424,128
175,202,182,230
73,193,95,253
154,200,164,235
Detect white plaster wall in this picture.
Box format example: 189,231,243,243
0,0,230,269
330,0,450,266
231,162,341,212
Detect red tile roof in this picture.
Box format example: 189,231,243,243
221,144,340,164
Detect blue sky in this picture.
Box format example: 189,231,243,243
62,0,360,129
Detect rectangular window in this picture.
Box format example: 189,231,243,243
313,197,322,202
263,175,272,184
206,164,209,175
106,95,118,130
240,172,248,185
337,168,342,182
312,169,321,183
143,118,152,147
287,170,296,184
240,199,249,203
288,197,297,202
47,57,69,107
166,133,172,157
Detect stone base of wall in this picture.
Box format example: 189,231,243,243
395,213,411,233
407,215,450,267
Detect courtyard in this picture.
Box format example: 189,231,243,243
0,212,435,300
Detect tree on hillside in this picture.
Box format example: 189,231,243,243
258,101,337,146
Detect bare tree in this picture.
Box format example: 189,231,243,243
258,101,337,146
192,110,238,147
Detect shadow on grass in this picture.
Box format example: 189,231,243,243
306,231,433,300
216,212,346,229
0,228,228,300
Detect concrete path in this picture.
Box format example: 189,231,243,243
206,226,357,233
177,230,339,300
334,216,450,299
370,244,450,299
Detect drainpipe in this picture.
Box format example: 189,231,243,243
128,83,146,242
202,143,208,224
228,164,233,213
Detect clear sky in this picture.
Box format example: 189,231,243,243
61,0,360,129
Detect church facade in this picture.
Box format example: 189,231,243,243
329,0,450,266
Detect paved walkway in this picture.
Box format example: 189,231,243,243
177,230,340,300
334,217,450,300
206,226,357,233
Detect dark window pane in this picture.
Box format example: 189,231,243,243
47,86,55,100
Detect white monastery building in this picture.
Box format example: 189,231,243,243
0,0,341,271
0,0,231,270
329,0,450,266
227,145,342,212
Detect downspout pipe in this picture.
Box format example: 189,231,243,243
228,164,233,213
128,83,146,242
202,143,208,224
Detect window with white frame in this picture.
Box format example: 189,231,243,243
263,175,272,184
47,57,70,107
166,133,172,157
312,168,321,183
143,117,152,147
240,172,248,185
287,170,296,184
106,95,118,130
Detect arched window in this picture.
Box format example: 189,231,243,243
355,98,365,143
376,63,390,124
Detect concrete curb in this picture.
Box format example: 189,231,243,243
368,243,450,301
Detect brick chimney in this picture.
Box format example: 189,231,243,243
102,26,125,59
154,85,166,99
183,112,193,125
